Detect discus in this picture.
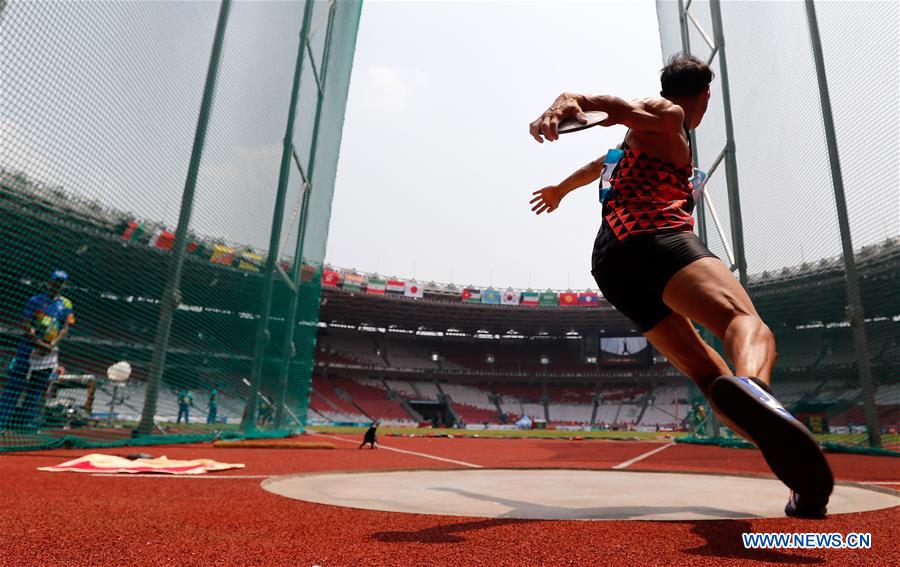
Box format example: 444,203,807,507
557,111,609,135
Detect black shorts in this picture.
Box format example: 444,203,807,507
591,230,717,332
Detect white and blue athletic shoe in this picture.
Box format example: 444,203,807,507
710,375,834,517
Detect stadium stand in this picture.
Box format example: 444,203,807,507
546,384,596,404
548,404,593,425
330,377,416,424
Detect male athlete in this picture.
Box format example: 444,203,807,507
529,54,833,517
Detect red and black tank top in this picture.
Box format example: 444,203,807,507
604,141,695,240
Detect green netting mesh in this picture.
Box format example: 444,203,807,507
655,0,899,453
0,0,362,451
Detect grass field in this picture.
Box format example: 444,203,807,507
308,425,686,441
307,426,900,451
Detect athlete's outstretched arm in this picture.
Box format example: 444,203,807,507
530,92,683,142
530,152,611,215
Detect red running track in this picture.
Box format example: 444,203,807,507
1,435,898,566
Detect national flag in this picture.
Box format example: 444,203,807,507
578,291,601,306
539,291,558,306
404,280,424,298
521,291,539,306
482,289,501,304
386,279,406,295
461,288,482,303
189,240,211,257
367,277,386,295
559,292,578,306
237,250,263,272
210,244,236,265
342,273,365,292
122,220,145,242
500,289,520,305
148,228,175,250
322,269,340,287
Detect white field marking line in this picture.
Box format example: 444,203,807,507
612,442,676,470
859,481,900,485
309,432,483,468
89,474,269,479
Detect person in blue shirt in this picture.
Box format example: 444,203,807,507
176,388,193,424
0,270,75,430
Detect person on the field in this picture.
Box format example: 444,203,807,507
176,388,193,424
529,54,833,517
207,387,218,424
359,422,378,449
0,270,75,431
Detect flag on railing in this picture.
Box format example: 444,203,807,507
322,269,340,287
558,291,578,306
343,273,365,292
386,279,406,295
501,289,520,305
404,280,424,298
539,291,558,306
578,291,601,306
521,291,539,306
462,288,482,303
237,250,263,272
122,220,145,242
367,277,386,295
148,227,175,250
482,289,501,304
210,244,236,265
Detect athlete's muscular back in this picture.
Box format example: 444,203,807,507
623,98,692,165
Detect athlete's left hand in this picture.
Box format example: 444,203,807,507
530,185,565,215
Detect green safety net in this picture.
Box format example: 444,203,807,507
0,0,362,451
656,0,899,454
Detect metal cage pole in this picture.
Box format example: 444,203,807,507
275,1,338,428
678,0,721,436
709,0,748,290
805,0,881,448
676,0,707,246
135,0,231,436
241,0,315,432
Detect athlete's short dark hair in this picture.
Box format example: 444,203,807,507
660,54,714,97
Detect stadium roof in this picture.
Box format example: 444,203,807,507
319,287,638,336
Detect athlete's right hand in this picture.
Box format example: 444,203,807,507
529,92,587,143
530,185,565,215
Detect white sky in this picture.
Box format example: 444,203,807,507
326,1,663,290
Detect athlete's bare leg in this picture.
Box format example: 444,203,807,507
662,257,777,384
654,257,832,515
644,312,752,440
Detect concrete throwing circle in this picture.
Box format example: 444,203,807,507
261,469,899,521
